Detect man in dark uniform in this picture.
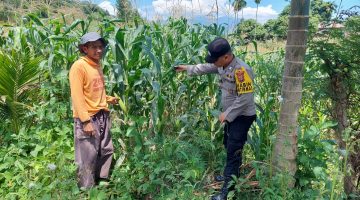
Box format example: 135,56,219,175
175,37,256,200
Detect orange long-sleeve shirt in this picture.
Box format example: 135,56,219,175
69,56,111,122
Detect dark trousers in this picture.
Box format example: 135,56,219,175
223,115,256,180
74,110,114,188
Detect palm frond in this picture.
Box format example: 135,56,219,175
0,50,42,132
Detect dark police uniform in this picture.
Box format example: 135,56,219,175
185,56,256,198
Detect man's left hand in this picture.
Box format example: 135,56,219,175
219,112,226,123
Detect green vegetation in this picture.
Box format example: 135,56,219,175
0,0,109,24
116,0,141,23
235,0,337,42
0,0,359,199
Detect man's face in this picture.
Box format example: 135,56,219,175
82,40,104,63
213,54,231,67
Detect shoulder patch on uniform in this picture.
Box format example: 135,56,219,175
235,67,253,95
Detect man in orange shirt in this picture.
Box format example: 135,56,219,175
69,32,118,189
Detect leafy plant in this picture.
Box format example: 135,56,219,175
0,50,42,133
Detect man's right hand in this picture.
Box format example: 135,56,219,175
83,121,95,136
174,65,187,72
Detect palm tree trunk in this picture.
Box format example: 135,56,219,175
234,11,237,25
215,0,219,24
273,0,310,187
255,4,258,39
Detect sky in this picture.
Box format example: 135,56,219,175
94,0,359,25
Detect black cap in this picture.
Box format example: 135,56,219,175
205,37,231,63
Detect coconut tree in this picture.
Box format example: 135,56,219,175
254,0,261,39
272,0,310,187
233,0,247,23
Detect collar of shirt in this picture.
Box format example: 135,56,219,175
81,56,100,68
218,56,239,74
227,56,239,70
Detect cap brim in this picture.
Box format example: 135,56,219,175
80,38,107,45
205,55,218,63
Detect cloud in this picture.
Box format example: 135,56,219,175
240,5,278,23
151,0,231,18
139,0,278,23
98,1,117,16
137,6,156,20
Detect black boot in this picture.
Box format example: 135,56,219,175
211,192,227,200
215,175,225,182
211,181,229,200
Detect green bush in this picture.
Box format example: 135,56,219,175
0,7,14,22
35,6,49,18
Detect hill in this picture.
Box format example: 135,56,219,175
0,0,110,24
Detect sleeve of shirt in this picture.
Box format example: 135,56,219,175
222,92,254,122
186,63,218,76
69,64,90,122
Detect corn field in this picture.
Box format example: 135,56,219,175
0,13,357,199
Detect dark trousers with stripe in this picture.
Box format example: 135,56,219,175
223,115,256,181
74,110,114,188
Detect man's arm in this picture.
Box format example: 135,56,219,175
69,65,95,135
175,63,218,75
69,66,90,122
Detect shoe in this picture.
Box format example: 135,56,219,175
215,175,225,182
79,186,92,191
98,181,110,187
211,192,227,200
211,179,230,200
97,178,110,187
